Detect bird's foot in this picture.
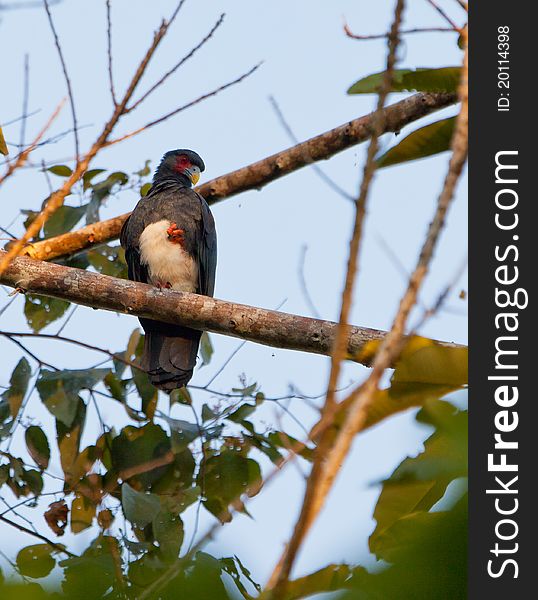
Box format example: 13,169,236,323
167,222,185,247
155,281,173,290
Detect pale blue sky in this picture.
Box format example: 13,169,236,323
0,0,467,588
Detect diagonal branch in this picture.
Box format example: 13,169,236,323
21,92,457,263
0,253,463,367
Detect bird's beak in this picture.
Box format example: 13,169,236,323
185,167,200,186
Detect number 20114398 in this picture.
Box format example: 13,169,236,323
498,25,510,88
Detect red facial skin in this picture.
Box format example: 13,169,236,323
175,155,192,175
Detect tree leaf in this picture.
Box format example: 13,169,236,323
111,422,171,490
37,368,109,426
56,398,86,486
60,535,118,598
82,168,106,191
87,244,127,278
369,400,468,561
24,294,70,332
71,494,96,533
47,165,72,177
132,367,157,419
0,126,8,156
200,451,262,522
86,171,129,224
140,182,152,197
348,66,461,94
43,204,87,238
285,564,353,599
377,117,456,169
16,545,56,578
1,357,31,418
153,509,183,560
199,332,213,367
122,482,161,527
25,426,50,470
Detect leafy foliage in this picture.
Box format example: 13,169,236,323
376,117,456,168
348,66,461,94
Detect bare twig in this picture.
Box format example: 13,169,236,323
297,246,321,319
269,95,354,201
425,0,460,30
19,54,30,150
127,13,226,112
43,0,80,161
0,0,193,277
344,22,454,39
0,98,65,188
0,330,146,372
0,514,76,557
106,63,262,146
266,2,407,593
105,0,117,106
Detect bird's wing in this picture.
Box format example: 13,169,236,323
196,192,217,297
120,215,149,284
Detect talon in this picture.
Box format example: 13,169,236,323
166,222,185,246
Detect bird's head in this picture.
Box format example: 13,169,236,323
154,149,205,186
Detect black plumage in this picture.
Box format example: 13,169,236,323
120,149,217,391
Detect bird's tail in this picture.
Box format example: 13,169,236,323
140,319,201,391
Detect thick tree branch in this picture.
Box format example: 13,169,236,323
0,253,462,367
22,92,457,263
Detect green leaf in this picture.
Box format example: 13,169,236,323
140,182,152,197
377,117,456,168
369,399,468,561
201,403,217,422
285,564,354,599
22,469,43,496
221,555,261,596
1,357,31,418
135,160,152,177
25,426,50,470
60,535,118,598
226,402,257,423
392,338,468,386
47,165,72,177
111,422,171,489
201,450,262,522
0,126,8,156
87,244,127,278
122,482,161,527
132,367,157,419
16,545,56,578
24,295,70,332
170,386,192,406
43,204,87,238
231,382,258,397
153,509,184,560
86,171,129,224
82,168,106,191
37,368,109,426
348,66,461,94
199,332,213,367
162,417,200,452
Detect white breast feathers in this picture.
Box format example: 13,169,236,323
139,220,198,292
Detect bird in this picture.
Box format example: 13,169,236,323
120,149,217,391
